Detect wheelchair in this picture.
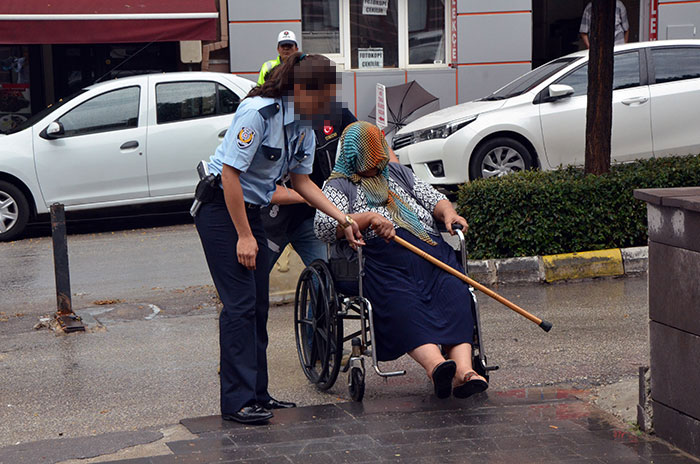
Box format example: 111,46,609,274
293,227,498,401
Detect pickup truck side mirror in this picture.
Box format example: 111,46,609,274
42,121,65,139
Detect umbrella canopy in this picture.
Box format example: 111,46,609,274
368,81,439,135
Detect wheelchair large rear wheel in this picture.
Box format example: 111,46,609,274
294,260,343,391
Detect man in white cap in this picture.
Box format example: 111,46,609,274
257,30,299,85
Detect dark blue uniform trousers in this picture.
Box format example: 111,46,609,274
195,196,272,414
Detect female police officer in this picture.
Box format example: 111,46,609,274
194,53,363,425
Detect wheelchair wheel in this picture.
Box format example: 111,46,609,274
294,260,343,391
348,367,365,402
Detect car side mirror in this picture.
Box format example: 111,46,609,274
43,121,65,139
546,84,575,101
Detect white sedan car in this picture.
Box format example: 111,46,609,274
393,40,700,187
0,72,254,241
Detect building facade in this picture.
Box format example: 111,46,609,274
1,0,699,134
228,0,700,123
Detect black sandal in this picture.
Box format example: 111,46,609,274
431,360,457,399
453,371,488,399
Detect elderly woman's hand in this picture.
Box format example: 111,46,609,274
369,213,396,242
443,212,469,235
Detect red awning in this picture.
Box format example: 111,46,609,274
0,0,218,44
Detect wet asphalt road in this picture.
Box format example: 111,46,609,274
0,220,649,448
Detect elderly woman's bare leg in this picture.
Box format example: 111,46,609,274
408,343,446,377
444,343,488,398
444,344,477,381
408,343,456,398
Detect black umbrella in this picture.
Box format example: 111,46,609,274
368,81,440,135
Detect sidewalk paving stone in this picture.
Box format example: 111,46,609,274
0,431,162,464
94,387,698,464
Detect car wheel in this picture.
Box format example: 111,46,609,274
0,181,30,242
469,137,533,180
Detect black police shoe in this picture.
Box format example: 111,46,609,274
260,397,296,409
222,405,273,424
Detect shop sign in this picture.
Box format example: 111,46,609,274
451,0,458,64
363,0,388,16
358,48,384,69
649,0,659,40
376,83,387,131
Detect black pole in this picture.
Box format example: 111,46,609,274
50,203,84,332
51,203,71,314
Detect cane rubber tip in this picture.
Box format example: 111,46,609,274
539,320,553,332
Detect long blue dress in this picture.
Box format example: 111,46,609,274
360,228,475,362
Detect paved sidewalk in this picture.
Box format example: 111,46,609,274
48,388,699,464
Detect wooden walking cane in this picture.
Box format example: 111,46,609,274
392,235,553,332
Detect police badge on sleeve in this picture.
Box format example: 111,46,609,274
237,127,256,148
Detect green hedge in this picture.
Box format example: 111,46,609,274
455,155,700,259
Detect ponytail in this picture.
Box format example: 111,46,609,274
246,53,338,99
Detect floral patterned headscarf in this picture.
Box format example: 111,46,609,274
329,121,435,245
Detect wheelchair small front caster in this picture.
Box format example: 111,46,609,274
349,367,365,402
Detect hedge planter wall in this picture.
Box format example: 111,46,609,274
456,155,700,259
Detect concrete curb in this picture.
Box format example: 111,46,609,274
269,245,649,304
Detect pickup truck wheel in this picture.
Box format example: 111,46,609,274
0,181,29,242
469,137,533,181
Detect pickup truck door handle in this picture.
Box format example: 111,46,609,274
120,141,139,150
218,129,227,138
621,96,649,106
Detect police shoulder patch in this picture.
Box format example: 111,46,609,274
237,127,256,148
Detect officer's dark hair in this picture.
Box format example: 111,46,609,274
247,52,338,99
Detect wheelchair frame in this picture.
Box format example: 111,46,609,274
293,229,497,401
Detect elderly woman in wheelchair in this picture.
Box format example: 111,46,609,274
309,121,489,400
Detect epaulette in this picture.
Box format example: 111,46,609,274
258,102,281,120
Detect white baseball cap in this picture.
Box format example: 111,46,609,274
277,30,297,46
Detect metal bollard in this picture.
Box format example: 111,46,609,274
50,203,85,333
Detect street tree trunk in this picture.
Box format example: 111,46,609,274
584,0,616,175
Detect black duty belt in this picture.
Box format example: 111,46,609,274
211,185,262,209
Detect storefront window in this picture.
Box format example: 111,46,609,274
302,0,341,54
0,46,31,134
52,43,177,99
408,0,445,65
350,0,399,69
302,0,448,70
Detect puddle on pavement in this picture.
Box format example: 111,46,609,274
76,303,163,325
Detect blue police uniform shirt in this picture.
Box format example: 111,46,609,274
207,96,316,205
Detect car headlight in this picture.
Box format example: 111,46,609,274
393,115,477,149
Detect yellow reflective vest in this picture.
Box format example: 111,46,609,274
257,56,282,85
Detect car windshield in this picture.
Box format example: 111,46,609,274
481,57,579,101
6,90,87,135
